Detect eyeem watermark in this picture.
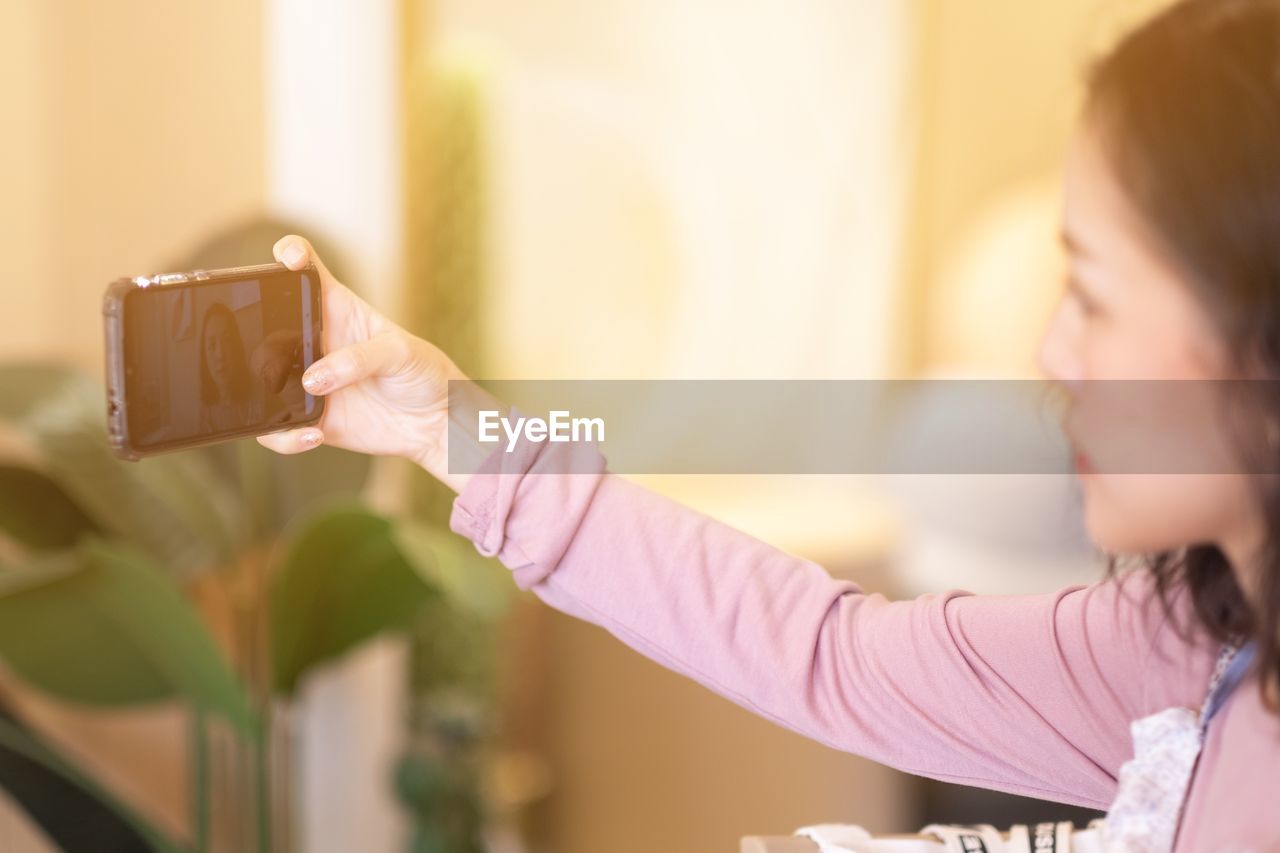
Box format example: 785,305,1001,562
478,410,606,453
450,379,1277,474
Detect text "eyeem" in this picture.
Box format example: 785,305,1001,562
478,410,605,453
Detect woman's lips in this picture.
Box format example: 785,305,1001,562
1073,451,1093,475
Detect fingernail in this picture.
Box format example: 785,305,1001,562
282,244,306,268
300,430,324,447
302,368,330,393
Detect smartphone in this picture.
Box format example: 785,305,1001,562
103,262,324,460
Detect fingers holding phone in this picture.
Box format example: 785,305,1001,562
255,236,467,485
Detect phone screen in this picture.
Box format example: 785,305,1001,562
119,267,323,453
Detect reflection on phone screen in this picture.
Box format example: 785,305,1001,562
122,271,321,450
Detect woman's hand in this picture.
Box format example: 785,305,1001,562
256,235,470,492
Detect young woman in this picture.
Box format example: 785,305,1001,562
197,302,262,432
258,0,1280,847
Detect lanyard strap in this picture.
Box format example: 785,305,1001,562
1200,640,1257,728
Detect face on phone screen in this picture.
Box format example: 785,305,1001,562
121,268,322,452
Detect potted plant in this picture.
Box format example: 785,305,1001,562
0,361,511,852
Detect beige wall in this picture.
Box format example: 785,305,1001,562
0,0,266,371
6,0,1152,375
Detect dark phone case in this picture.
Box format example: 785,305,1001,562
103,262,324,460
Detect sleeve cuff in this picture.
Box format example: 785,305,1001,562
449,428,607,589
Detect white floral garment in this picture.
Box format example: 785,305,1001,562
1101,641,1256,852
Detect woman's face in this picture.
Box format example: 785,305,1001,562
1038,120,1261,563
203,312,233,387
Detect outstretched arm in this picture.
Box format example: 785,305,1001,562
448,437,1218,810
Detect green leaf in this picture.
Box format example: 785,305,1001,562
0,363,242,579
0,717,186,853
270,506,436,695
263,445,373,531
0,541,254,734
0,465,100,550
394,751,447,813
392,519,512,620
0,363,88,423
193,440,372,543
0,550,84,597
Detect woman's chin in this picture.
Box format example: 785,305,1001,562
1078,471,1240,558
1082,501,1187,557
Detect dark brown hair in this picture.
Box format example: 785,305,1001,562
1085,0,1280,706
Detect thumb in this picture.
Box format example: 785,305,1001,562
302,331,412,395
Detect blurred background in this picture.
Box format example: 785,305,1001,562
0,1,1172,851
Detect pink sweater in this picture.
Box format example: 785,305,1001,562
448,439,1280,850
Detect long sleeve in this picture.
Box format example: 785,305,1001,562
449,438,1219,810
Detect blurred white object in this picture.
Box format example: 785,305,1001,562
739,821,1104,852
265,1,409,851
887,181,1103,597
880,373,1100,596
